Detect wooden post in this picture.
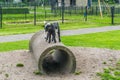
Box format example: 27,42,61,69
98,0,103,18
102,0,110,13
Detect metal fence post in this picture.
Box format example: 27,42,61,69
111,6,115,25
0,6,2,29
85,6,88,21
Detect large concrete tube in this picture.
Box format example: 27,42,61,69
29,31,76,74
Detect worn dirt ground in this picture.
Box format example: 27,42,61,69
0,47,120,80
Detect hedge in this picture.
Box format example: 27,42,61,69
2,8,29,14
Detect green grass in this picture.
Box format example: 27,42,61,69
0,30,120,52
0,40,29,52
97,60,120,80
33,70,43,75
61,30,120,50
0,18,113,36
0,24,42,35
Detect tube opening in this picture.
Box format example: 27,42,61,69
42,49,70,74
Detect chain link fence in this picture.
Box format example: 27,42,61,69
0,1,120,28
0,6,2,28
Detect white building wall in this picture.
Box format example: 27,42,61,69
64,0,70,6
76,0,87,6
58,0,88,7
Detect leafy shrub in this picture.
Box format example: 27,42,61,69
2,8,29,14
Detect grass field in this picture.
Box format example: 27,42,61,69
0,24,42,35
62,30,120,50
0,40,29,52
0,30,120,52
0,18,113,36
97,60,120,80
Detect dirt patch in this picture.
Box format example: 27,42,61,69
0,47,120,80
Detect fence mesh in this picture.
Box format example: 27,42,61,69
0,6,2,28
0,2,120,28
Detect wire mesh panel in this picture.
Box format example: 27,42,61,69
0,1,119,29
0,6,2,28
114,7,120,24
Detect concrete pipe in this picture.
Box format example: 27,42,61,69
29,31,76,74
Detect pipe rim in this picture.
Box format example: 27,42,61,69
38,45,76,74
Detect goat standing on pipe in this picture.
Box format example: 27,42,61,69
44,23,56,43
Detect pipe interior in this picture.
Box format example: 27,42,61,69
42,49,70,74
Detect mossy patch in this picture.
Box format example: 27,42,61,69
33,70,42,75
16,63,24,67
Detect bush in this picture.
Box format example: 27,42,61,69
2,8,29,14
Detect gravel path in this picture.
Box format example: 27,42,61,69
0,25,120,42
0,47,120,80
